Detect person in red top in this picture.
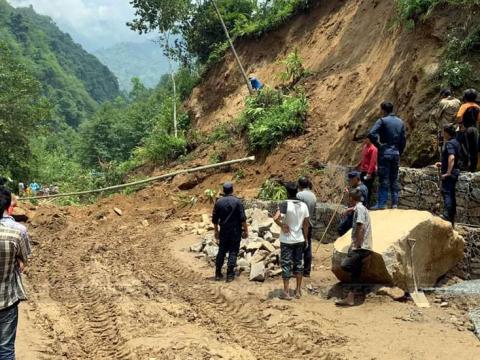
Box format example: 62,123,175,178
357,136,378,208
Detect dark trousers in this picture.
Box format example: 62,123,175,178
0,303,18,360
377,154,400,207
341,249,371,285
303,225,313,276
441,176,457,224
280,242,304,279
215,237,241,276
360,172,376,208
465,126,479,172
338,212,354,236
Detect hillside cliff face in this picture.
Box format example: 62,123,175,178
0,0,119,127
187,0,455,169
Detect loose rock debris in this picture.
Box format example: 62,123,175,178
189,208,282,281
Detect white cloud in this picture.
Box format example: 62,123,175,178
7,0,147,50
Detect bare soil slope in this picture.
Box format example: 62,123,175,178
187,0,448,170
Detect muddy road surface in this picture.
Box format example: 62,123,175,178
16,197,480,359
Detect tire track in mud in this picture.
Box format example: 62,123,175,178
34,225,133,360
128,231,346,360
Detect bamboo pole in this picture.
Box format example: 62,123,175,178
21,156,255,201
211,0,254,95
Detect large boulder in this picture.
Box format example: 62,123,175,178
332,210,464,291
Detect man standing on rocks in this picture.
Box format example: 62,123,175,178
0,188,29,359
436,124,461,226
338,172,369,236
369,101,406,210
357,136,377,208
212,182,248,282
274,183,310,300
336,189,372,307
296,177,317,277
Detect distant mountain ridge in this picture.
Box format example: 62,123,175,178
0,0,119,127
94,41,172,91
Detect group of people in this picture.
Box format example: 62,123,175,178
211,93,476,305
18,182,59,197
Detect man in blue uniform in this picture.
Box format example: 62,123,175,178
369,101,406,210
212,182,248,282
249,76,264,91
436,124,461,225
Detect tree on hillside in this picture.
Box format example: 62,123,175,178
0,43,49,179
129,0,254,97
129,0,191,138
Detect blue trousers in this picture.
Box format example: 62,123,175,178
377,154,400,207
0,303,18,360
441,176,457,224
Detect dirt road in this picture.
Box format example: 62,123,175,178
16,195,480,359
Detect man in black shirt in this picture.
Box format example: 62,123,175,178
436,124,461,225
212,182,248,282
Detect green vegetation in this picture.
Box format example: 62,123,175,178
258,180,287,201
0,44,49,180
395,0,480,28
241,88,308,151
279,49,308,85
395,0,480,88
0,0,119,127
129,0,314,67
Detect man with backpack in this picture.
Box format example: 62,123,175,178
456,89,480,172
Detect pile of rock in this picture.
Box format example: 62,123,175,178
189,208,283,281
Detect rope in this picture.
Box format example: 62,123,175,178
20,156,256,201
314,191,345,254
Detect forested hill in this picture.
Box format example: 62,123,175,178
0,0,119,127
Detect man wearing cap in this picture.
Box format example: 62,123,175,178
338,172,369,236
212,182,249,282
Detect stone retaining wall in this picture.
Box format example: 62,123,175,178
399,167,480,226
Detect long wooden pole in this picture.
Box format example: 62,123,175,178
21,156,256,201
211,0,254,95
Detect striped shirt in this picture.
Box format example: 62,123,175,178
0,216,32,256
0,224,28,310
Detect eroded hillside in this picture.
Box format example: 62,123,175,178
187,0,460,171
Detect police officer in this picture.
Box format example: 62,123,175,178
212,182,248,282
368,101,406,210
436,124,461,226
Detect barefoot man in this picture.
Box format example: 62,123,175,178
274,183,310,300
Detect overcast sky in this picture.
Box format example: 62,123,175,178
8,0,148,51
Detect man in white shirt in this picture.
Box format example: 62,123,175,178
273,183,310,300
336,188,372,307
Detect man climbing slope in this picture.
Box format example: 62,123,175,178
212,182,248,282
436,124,461,226
437,89,461,126
369,101,406,210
